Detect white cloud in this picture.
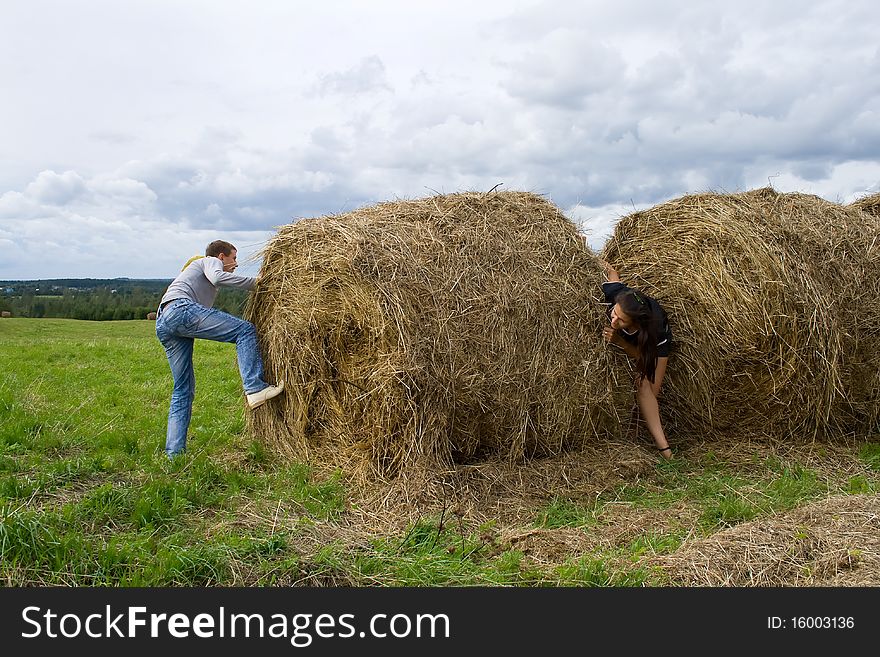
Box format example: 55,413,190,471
0,192,37,220
0,167,269,278
502,31,627,107
746,160,880,203
316,56,393,96
568,200,648,252
24,170,87,205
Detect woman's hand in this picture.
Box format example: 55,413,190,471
602,326,618,345
600,259,620,282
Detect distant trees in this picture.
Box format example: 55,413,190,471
0,280,248,320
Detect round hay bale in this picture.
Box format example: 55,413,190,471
146,311,157,320
849,191,880,217
603,187,880,439
247,191,630,477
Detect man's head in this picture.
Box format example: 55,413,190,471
205,240,235,257
205,240,238,272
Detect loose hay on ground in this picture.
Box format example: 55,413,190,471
650,493,880,586
213,437,877,586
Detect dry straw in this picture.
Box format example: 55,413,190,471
603,187,880,439
246,191,632,479
651,493,880,586
849,191,880,218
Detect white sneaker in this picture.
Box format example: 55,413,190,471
246,380,285,409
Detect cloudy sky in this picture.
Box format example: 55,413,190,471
1,0,878,279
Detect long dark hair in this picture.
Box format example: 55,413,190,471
616,290,661,383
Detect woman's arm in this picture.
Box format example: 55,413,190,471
602,327,639,358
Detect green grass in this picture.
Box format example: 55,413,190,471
1,318,878,586
300,520,546,586
0,319,344,585
535,496,600,529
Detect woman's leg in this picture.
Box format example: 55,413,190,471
636,357,671,458
651,357,668,397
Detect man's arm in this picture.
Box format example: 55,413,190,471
203,257,257,291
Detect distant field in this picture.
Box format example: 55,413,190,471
1,318,878,586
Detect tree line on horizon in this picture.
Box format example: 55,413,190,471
0,279,248,320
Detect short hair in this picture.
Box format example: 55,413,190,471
205,240,236,257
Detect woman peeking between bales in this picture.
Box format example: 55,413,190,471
601,261,673,459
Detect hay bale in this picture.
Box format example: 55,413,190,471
247,191,630,477
603,187,880,438
146,311,157,320
0,311,10,318
849,191,880,217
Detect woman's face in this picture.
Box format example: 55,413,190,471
610,303,635,331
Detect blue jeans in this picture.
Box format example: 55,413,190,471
155,299,270,457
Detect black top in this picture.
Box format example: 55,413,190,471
602,281,673,357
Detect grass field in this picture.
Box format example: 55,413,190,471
1,318,878,586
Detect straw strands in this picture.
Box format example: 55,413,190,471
603,187,880,439
246,191,631,478
849,191,880,218
651,493,880,586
